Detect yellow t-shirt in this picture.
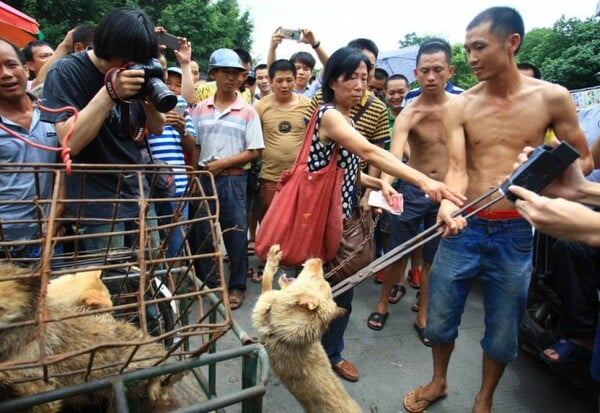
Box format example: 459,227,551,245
194,81,252,104
255,94,311,182
544,128,556,144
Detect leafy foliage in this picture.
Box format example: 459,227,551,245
449,44,477,90
401,16,600,91
19,0,253,71
398,32,429,48
518,17,600,89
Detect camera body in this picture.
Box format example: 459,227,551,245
127,58,177,113
500,142,580,202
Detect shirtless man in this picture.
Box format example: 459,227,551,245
403,7,593,413
367,39,456,339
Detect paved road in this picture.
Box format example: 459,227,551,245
209,255,597,413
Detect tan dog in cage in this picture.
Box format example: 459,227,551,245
0,262,173,412
252,245,361,413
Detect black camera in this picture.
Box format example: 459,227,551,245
127,58,177,113
500,142,580,202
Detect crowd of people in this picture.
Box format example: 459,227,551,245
2,4,600,413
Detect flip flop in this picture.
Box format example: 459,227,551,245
388,284,406,304
367,311,389,331
413,323,431,347
403,386,447,413
250,269,263,284
411,291,421,313
541,338,592,365
247,268,255,278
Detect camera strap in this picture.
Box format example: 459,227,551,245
104,67,130,103
119,102,146,143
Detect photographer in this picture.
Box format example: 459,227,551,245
41,7,167,250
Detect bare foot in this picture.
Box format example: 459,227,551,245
472,395,492,413
403,382,448,413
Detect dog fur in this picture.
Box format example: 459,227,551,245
47,269,113,310
252,245,361,413
0,262,173,412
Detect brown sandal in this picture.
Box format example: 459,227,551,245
229,290,245,310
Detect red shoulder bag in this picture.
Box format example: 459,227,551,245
255,110,344,267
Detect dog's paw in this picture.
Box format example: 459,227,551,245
147,378,163,402
267,244,282,264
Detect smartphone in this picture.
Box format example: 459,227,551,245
173,101,187,116
280,28,302,41
158,33,181,51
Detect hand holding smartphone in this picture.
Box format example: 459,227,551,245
279,28,302,41
173,101,187,117
158,33,181,51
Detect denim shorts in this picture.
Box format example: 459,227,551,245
425,216,533,363
389,181,439,263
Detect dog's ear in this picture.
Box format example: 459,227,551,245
81,290,113,309
296,294,320,311
76,269,102,279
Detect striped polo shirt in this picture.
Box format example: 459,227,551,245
306,89,389,146
147,97,197,195
192,94,264,166
402,81,464,108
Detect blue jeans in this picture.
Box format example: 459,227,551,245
321,288,353,365
389,182,440,263
193,175,248,291
80,222,126,251
155,197,189,258
80,205,160,256
426,216,532,363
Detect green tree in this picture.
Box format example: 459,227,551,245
518,17,600,89
450,44,477,90
20,0,253,71
159,0,252,70
22,0,114,45
398,32,429,48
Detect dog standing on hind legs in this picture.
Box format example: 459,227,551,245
252,245,361,413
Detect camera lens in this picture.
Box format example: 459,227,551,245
146,78,178,113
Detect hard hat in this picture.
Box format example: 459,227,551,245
208,48,246,72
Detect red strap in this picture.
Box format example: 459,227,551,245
466,207,522,220
104,68,130,103
295,106,339,171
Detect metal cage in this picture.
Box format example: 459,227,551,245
0,163,239,411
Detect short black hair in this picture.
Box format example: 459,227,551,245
94,7,159,62
73,24,95,50
0,39,25,65
467,6,525,54
346,38,379,59
517,62,541,79
23,40,52,62
416,38,452,66
268,59,296,79
254,63,268,72
322,47,372,103
290,51,316,70
234,48,252,65
373,68,389,81
385,73,409,90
